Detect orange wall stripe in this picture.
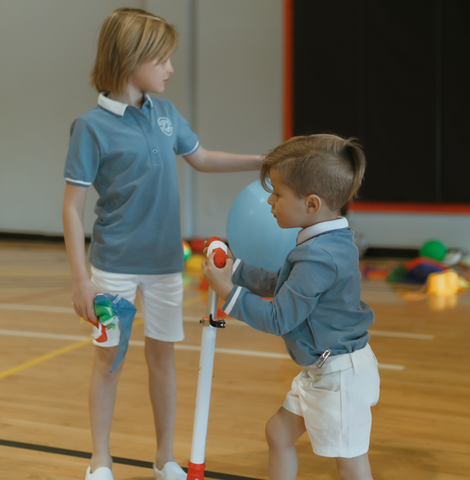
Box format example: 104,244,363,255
349,201,470,214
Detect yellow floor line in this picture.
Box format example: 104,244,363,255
0,295,204,380
0,338,93,380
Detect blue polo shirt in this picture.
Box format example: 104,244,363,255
64,94,199,274
223,218,374,366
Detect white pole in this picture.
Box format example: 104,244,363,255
189,288,218,463
188,238,228,480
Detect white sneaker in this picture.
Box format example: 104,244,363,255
85,466,114,480
153,461,187,480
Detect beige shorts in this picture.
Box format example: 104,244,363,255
283,344,380,458
90,266,184,346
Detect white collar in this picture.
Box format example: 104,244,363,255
297,217,349,245
98,93,153,116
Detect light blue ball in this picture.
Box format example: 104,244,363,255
227,180,301,271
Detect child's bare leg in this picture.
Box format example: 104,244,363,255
89,345,124,472
145,338,178,469
265,407,307,480
335,453,373,480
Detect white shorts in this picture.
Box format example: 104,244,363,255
283,344,380,458
90,266,184,346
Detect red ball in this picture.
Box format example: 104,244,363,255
190,237,206,253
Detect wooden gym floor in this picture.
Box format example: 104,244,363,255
0,240,469,480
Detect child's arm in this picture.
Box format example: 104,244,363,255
203,252,336,336
62,184,101,322
183,146,263,172
202,241,279,297
231,260,280,297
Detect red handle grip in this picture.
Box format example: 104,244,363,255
207,236,229,268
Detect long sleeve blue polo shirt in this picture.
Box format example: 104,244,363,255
223,218,374,366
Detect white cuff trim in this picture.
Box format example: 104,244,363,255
224,286,242,316
180,141,200,157
65,178,91,186
232,258,241,274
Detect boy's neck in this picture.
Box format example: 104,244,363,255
303,211,339,229
108,85,146,108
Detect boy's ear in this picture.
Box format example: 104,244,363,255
305,194,322,213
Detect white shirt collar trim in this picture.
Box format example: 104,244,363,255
98,93,153,116
297,217,349,245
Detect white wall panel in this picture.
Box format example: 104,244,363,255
193,0,284,239
349,212,470,252
0,0,144,236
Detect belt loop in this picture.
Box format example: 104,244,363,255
350,353,357,375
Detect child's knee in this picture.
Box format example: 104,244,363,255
265,415,282,448
335,454,373,480
94,345,120,373
265,412,293,449
266,407,307,450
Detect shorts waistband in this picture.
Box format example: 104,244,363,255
308,344,372,375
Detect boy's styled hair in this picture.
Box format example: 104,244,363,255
90,8,178,94
260,134,366,211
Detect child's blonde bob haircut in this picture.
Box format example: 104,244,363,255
91,8,178,94
261,134,366,211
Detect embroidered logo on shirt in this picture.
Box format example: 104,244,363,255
158,117,173,136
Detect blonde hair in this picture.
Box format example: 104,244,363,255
90,8,178,94
261,134,366,211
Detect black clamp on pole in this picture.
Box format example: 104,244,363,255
200,314,226,328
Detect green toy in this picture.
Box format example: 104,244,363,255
420,240,447,262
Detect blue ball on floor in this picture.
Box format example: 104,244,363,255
227,180,300,271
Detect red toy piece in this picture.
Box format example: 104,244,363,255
206,236,229,268
405,257,447,271
187,462,206,480
86,318,108,343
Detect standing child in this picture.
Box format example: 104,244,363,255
202,134,380,480
62,8,262,480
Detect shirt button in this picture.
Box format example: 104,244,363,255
147,129,152,133
152,149,158,154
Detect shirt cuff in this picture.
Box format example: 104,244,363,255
223,286,243,316
232,258,241,274
65,177,92,186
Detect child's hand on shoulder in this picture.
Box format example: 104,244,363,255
201,253,234,301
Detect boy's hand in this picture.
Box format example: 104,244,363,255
72,279,101,323
202,252,234,301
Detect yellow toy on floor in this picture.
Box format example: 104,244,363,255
401,270,469,310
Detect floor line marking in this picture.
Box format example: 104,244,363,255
0,295,204,316
0,439,260,480
0,329,404,369
0,304,434,340
0,303,75,314
0,329,89,341
369,330,434,340
0,338,92,380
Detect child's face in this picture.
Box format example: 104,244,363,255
267,169,311,229
130,57,174,94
